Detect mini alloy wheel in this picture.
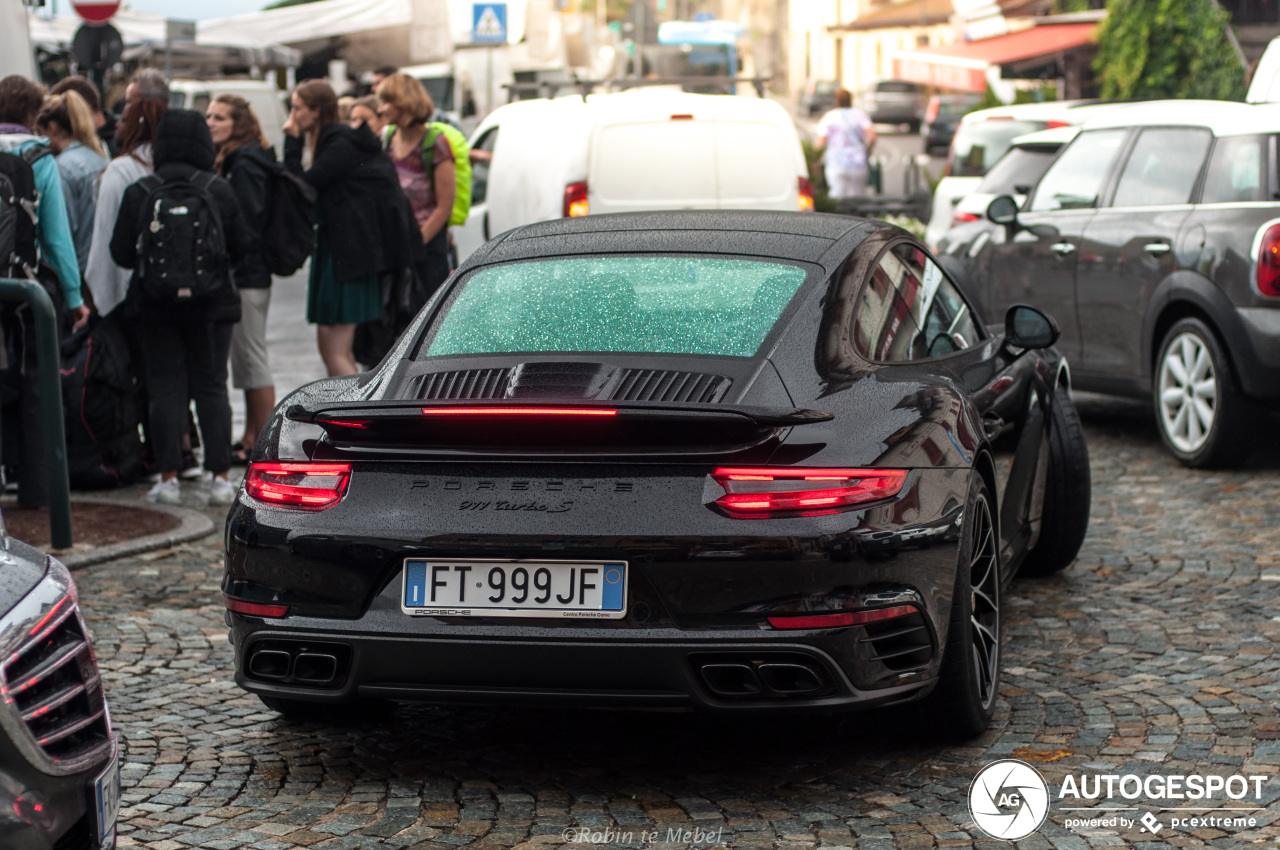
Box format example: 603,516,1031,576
1153,318,1252,468
1157,330,1217,454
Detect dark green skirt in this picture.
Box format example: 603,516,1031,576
307,241,383,326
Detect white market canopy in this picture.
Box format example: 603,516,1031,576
201,0,526,51
27,7,301,66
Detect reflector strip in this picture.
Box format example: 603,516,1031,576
225,598,289,618
767,605,917,629
421,407,618,417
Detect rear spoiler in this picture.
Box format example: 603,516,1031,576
284,400,833,457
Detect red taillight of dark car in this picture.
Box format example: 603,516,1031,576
245,462,352,510
1257,223,1280,297
563,181,589,217
767,605,918,630
798,177,815,212
711,467,907,515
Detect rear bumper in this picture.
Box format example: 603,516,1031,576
230,617,937,713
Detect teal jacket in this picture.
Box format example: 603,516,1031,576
0,134,85,309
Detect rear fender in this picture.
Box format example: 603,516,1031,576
1144,271,1246,386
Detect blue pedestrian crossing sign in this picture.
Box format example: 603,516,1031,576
472,3,507,43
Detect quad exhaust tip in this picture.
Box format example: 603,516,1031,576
246,641,349,688
694,654,833,699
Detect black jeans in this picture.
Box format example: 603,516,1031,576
140,320,234,475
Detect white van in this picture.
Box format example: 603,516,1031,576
453,90,811,262
168,79,289,155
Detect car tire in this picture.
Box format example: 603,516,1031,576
1154,318,1254,469
922,473,1001,739
1020,387,1090,576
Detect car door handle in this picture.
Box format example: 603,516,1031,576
1143,242,1170,255
1050,242,1075,256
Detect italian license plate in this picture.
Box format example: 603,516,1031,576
93,749,121,846
401,559,627,619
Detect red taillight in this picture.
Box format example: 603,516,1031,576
952,211,979,226
798,176,815,212
245,462,351,510
421,407,617,417
225,598,289,618
1045,120,1069,129
564,181,589,217
670,113,694,120
767,605,917,630
1257,223,1280,297
711,467,907,515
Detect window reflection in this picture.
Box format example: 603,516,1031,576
852,245,981,362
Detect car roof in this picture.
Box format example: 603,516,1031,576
1010,125,1079,150
470,211,882,267
958,99,1117,125
486,89,795,125
1078,99,1280,136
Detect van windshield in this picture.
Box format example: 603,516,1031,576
423,256,808,358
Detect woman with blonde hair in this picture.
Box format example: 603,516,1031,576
36,89,107,274
377,73,454,303
282,79,418,376
207,93,278,462
349,95,382,134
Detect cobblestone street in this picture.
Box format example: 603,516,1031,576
61,392,1278,850
62,275,1280,850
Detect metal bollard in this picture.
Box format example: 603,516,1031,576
0,278,72,549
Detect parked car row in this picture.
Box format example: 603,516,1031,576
937,99,1280,468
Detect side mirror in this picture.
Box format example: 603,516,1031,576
987,195,1019,226
1005,304,1059,349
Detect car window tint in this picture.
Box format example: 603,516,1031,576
1029,129,1128,212
852,244,981,362
976,148,1057,197
1201,134,1267,204
948,119,1045,177
1111,128,1212,208
424,256,807,358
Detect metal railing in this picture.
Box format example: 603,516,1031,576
0,278,72,549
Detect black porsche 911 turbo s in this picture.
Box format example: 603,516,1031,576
223,211,1090,737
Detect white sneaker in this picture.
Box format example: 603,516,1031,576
208,476,238,506
146,478,182,506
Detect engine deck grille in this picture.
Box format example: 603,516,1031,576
2,608,110,764
416,368,512,400
610,369,730,403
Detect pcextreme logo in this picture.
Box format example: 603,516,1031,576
968,760,1051,840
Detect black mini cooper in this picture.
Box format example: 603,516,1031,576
223,211,1090,737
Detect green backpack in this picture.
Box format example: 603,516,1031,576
382,123,472,226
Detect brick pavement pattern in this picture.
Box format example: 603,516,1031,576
73,377,1280,847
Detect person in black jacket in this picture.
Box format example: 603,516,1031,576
283,79,419,376
110,108,253,506
208,93,277,464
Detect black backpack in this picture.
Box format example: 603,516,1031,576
135,171,230,304
60,314,143,489
261,162,316,276
0,145,50,278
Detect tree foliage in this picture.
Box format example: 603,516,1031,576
1093,0,1246,101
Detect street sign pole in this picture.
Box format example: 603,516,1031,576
472,3,506,112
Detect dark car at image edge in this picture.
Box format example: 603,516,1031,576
0,514,120,850
223,210,1091,738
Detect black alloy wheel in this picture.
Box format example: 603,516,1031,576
1154,317,1253,468
923,474,1001,739
1020,387,1090,576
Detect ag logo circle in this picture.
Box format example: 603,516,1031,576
968,759,1050,840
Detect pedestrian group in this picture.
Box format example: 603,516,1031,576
0,68,460,508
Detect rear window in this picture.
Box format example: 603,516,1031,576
424,256,808,358
948,119,1046,177
976,148,1057,196
876,81,922,94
